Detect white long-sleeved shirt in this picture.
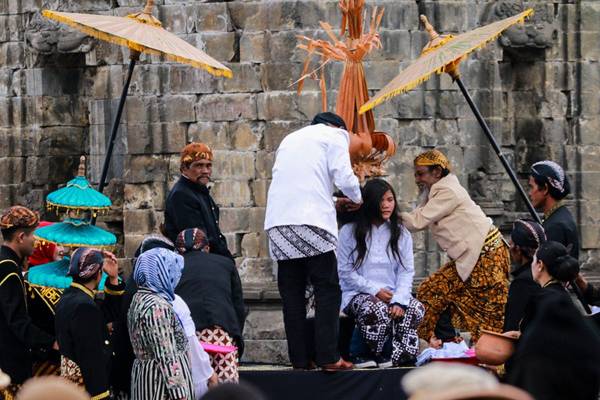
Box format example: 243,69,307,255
337,222,415,310
172,295,213,399
264,124,362,239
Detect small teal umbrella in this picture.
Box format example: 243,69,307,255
34,218,117,249
27,258,110,291
46,156,112,215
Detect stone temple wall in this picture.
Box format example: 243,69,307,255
1,0,599,363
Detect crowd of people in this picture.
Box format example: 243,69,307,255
0,111,599,399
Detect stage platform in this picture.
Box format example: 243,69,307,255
239,365,412,400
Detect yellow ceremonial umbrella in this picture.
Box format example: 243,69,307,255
42,0,232,197
360,10,542,224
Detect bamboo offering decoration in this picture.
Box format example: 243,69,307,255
296,0,396,180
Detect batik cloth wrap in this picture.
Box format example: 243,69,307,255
417,227,510,342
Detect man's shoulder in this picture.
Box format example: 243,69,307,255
185,251,234,268
0,257,20,283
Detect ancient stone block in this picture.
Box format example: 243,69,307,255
251,180,269,207
255,151,275,180
219,207,250,233
195,93,257,121
124,155,170,184
229,121,263,151
257,91,302,121
187,121,230,149
241,339,289,364
211,150,255,180
211,180,253,208
218,63,261,93
243,308,286,339
240,32,269,63
124,182,167,211
125,122,187,155
0,157,25,185
196,32,237,63
238,257,275,284
123,209,156,234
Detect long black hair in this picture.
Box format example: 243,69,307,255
352,178,403,269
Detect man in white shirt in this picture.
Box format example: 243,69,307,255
265,112,362,371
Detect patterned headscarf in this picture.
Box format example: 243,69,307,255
511,219,546,249
175,228,209,254
0,205,39,230
180,142,213,169
133,247,184,302
530,160,570,196
414,149,451,171
68,247,104,280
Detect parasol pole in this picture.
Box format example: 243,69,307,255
452,74,592,314
92,50,139,226
97,50,140,196
453,76,541,224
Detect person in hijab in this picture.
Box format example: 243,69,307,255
529,160,578,259
503,220,545,332
401,150,510,346
128,247,194,400
54,247,124,400
265,112,362,371
0,206,55,399
175,228,245,383
111,234,176,397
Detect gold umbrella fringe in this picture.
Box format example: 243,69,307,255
45,202,110,219
41,10,233,79
359,9,533,114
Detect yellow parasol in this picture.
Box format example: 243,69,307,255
358,9,543,225
42,0,232,202
359,9,532,113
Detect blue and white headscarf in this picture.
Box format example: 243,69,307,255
133,247,184,302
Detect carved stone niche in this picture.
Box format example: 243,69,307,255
483,1,556,49
25,12,95,55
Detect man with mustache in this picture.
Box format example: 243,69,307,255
164,143,232,259
400,150,510,347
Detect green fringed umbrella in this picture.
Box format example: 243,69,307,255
27,258,110,291
46,156,112,216
34,218,117,249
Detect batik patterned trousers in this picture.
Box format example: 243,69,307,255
197,327,239,383
345,294,425,365
417,241,510,342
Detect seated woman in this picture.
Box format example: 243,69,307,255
504,241,580,339
338,179,424,367
503,219,545,332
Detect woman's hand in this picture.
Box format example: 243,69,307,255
375,288,393,303
389,304,405,319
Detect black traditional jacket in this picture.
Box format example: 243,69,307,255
54,280,124,399
164,176,232,259
0,246,55,384
503,262,540,332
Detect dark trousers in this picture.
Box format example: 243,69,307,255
277,251,341,367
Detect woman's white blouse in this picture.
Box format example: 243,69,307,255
337,222,415,310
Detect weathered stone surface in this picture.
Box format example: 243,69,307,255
195,93,257,121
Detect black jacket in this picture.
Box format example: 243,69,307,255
175,251,246,355
0,246,54,384
503,262,540,332
165,176,232,259
544,205,579,259
54,280,124,399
